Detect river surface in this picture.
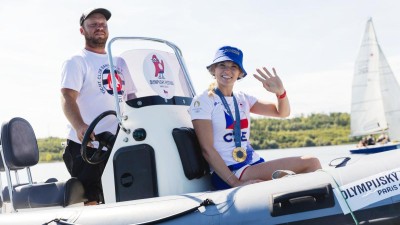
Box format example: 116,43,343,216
1,144,362,186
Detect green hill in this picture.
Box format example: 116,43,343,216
250,112,358,150
37,137,66,162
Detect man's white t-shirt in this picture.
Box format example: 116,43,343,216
189,90,261,168
61,49,137,144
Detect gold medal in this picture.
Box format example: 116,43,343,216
232,147,247,162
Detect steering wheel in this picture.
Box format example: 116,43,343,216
81,110,117,165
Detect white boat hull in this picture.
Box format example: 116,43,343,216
2,150,400,225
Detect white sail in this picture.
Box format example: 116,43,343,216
379,47,400,141
351,18,387,136
351,18,400,141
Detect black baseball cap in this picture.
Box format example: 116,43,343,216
80,8,111,26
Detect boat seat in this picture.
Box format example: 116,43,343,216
1,178,84,209
0,117,86,210
1,154,61,208
172,127,209,180
1,177,59,202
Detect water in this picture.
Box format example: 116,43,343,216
256,144,360,166
1,162,70,187
1,144,360,186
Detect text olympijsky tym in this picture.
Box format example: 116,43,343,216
341,172,399,199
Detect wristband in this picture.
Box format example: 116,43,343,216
277,90,286,99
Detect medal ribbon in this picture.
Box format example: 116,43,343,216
214,88,241,148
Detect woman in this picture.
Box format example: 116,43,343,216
189,46,321,190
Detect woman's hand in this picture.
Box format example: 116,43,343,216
232,179,263,187
253,67,285,95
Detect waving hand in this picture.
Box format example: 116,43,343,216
253,67,285,95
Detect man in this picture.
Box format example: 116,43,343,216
60,8,136,205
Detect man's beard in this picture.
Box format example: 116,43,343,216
85,35,108,49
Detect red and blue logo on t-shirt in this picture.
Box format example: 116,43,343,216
223,110,248,143
102,68,125,96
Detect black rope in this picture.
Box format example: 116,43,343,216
134,198,215,225
42,218,78,225
329,157,351,168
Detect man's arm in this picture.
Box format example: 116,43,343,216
61,88,94,143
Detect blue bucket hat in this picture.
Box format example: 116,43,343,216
207,46,247,78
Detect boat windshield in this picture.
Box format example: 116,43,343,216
106,37,196,121
120,49,193,101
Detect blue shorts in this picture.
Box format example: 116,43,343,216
211,158,265,190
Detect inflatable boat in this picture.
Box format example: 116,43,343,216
1,37,400,225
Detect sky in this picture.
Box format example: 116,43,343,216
1,0,400,138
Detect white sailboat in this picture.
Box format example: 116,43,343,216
350,18,400,154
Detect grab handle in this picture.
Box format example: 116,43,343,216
271,184,334,216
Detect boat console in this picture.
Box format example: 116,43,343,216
92,38,213,203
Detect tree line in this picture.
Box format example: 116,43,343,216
37,137,66,162
249,112,358,150
37,112,359,162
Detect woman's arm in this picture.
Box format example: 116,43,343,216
192,119,241,187
250,97,290,117
251,67,290,117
